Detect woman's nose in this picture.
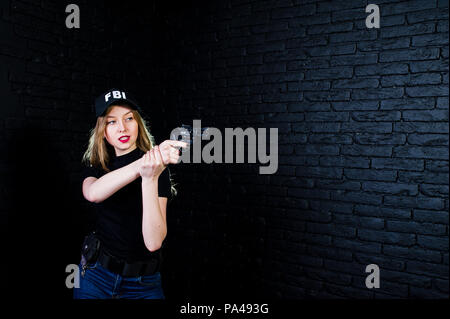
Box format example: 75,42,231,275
117,120,126,132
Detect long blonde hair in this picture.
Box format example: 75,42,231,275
82,104,177,196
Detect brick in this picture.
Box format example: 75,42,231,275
387,220,447,235
355,133,406,145
399,171,449,184
329,29,377,43
407,260,449,278
383,0,437,15
363,181,418,196
316,179,361,191
384,196,445,210
334,214,384,231
355,204,411,219
358,38,411,51
264,50,307,62
330,54,378,66
287,37,329,49
406,86,449,97
289,102,331,112
381,74,442,87
333,101,379,111
355,63,409,76
436,97,449,109
333,78,379,89
394,146,449,160
383,245,442,264
371,158,424,171
320,156,370,168
410,59,449,73
412,33,449,46
342,145,393,157
358,229,416,246
297,81,331,91
293,122,341,133
410,286,449,298
296,166,343,179
344,168,397,181
309,134,353,144
380,48,440,62
425,160,449,172
407,134,449,146
306,44,356,57
304,90,350,101
385,98,435,111
437,20,449,32
330,190,382,205
288,60,327,72
380,22,436,39
407,8,449,23
394,122,449,133
305,112,349,122
307,22,353,35
305,67,353,80
351,110,401,121
380,14,406,27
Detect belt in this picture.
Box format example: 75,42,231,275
97,249,160,277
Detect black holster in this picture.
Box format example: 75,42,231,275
81,231,101,263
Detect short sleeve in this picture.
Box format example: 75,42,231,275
80,164,103,184
158,168,172,199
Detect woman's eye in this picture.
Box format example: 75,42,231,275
126,117,133,121
107,121,115,125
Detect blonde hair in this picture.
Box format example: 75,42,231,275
82,104,177,197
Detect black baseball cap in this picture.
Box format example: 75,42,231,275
94,88,141,117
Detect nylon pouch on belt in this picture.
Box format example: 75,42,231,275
81,231,101,263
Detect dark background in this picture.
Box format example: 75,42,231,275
1,0,448,300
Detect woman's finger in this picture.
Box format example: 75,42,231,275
149,148,156,165
163,140,189,149
154,146,163,166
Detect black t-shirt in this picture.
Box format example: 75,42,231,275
81,147,172,262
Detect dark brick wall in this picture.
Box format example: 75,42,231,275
2,0,448,299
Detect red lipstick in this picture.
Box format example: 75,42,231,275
119,135,130,143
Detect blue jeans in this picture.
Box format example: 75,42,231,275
73,260,165,299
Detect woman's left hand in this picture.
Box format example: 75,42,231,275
138,145,166,180
158,140,188,165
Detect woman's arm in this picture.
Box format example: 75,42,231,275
140,146,168,252
82,140,186,204
141,179,167,252
82,158,141,203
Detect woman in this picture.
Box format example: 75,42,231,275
73,89,186,299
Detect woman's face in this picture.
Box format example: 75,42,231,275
104,105,139,156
